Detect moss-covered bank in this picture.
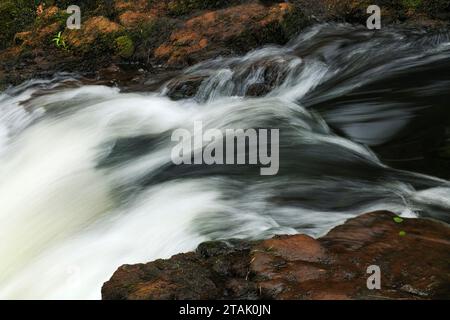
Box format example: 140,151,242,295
0,0,448,88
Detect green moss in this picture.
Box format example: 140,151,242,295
393,216,404,223
0,0,36,49
402,0,422,9
115,35,134,58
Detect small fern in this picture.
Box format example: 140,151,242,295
52,31,68,50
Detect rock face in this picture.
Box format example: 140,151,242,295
154,2,305,66
102,211,450,300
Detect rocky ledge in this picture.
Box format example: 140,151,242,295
102,211,450,300
1,0,449,89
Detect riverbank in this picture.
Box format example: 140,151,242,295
1,0,449,90
102,211,450,300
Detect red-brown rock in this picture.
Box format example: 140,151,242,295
102,211,450,300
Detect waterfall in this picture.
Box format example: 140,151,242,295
0,24,449,299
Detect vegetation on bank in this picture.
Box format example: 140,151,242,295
0,0,448,88
0,0,35,49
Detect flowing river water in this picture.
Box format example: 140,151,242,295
0,24,449,299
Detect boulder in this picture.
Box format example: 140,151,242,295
102,211,450,300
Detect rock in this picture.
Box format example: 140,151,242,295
259,234,328,263
164,75,207,100
114,0,149,13
154,2,307,66
41,5,59,20
164,56,297,99
245,83,272,97
13,31,32,46
165,0,237,17
294,0,450,26
65,16,121,53
118,11,155,28
102,211,450,300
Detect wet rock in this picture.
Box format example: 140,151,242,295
102,211,450,300
245,83,272,97
165,56,296,99
165,75,207,100
259,234,328,262
102,253,221,300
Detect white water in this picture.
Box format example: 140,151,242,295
1,24,449,299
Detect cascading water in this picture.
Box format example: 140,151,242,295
0,24,449,299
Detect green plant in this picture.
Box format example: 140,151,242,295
393,216,404,223
52,31,68,50
115,35,134,58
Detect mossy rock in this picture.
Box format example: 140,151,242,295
64,16,121,54
34,7,70,31
281,6,310,39
41,1,118,20
0,0,36,49
129,17,176,63
227,5,310,52
419,0,450,19
115,35,135,58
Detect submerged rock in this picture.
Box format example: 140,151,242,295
165,75,207,100
102,211,450,300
